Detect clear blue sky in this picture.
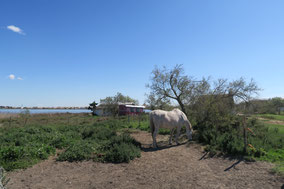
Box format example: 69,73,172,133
1,0,283,107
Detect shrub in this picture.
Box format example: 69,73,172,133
0,144,55,171
0,146,25,161
0,114,144,171
50,134,70,149
104,143,141,163
86,127,116,141
57,141,96,162
101,133,141,163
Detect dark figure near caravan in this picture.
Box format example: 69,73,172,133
149,108,193,148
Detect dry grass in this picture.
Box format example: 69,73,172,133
0,114,19,119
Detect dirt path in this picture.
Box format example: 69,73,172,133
7,131,284,189
256,117,284,125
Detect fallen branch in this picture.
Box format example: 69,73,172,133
0,167,9,189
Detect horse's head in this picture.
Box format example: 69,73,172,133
185,121,193,141
187,130,193,141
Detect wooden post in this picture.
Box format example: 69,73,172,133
243,116,247,154
9,117,11,127
46,115,49,124
139,114,141,127
23,117,28,126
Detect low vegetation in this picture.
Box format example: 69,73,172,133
0,110,283,175
191,101,284,172
0,113,147,171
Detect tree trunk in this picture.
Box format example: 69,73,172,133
177,98,187,116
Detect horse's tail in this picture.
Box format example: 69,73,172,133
183,115,193,140
186,119,193,131
149,112,154,135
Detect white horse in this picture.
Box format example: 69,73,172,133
149,108,193,148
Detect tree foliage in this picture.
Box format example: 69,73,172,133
146,64,268,156
100,92,138,116
146,64,260,116
239,97,284,114
144,93,173,110
146,64,208,115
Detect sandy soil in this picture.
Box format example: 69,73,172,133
7,131,284,189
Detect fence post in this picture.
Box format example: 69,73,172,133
23,117,28,127
243,116,247,154
9,117,11,127
139,114,141,127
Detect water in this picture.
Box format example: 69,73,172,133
0,109,92,114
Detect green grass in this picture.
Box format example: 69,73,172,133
263,123,284,134
0,113,143,171
1,113,283,175
250,121,284,175
256,114,284,121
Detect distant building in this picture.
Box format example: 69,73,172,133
94,105,110,116
94,102,145,116
118,103,145,116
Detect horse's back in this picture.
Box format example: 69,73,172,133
150,109,187,129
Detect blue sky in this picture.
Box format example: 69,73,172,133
1,0,283,107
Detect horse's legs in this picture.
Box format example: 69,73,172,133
175,127,181,145
152,127,159,148
169,128,175,145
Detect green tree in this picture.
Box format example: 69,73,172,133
271,97,284,114
146,64,210,115
147,65,260,116
145,93,173,110
100,93,138,116
88,101,98,115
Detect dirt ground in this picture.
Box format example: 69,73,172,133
257,117,284,125
7,131,284,189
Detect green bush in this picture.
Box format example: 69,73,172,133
0,144,55,171
101,133,141,163
84,127,116,141
104,143,141,163
57,141,95,162
0,146,25,161
0,114,145,171
195,111,284,162
107,134,141,148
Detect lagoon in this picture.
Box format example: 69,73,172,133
0,109,92,114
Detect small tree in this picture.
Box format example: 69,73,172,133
147,64,262,154
147,64,260,116
88,101,98,115
146,64,210,115
100,93,138,116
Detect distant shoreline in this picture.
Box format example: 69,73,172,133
0,107,88,110
0,108,92,115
